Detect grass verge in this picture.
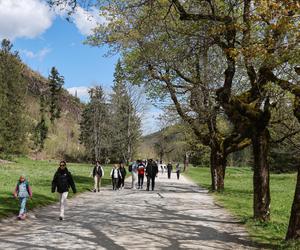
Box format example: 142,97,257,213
185,167,299,249
0,157,112,219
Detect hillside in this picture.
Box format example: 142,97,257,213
22,64,86,161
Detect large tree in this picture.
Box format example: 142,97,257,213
110,60,141,163
80,86,111,161
0,39,27,154
48,67,64,123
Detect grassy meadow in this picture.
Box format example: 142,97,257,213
0,157,112,218
185,167,299,249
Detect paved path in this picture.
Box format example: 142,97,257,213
0,173,260,249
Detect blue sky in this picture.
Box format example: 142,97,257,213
0,0,163,134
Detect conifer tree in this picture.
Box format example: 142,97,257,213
0,39,26,154
48,67,64,123
111,60,141,163
80,86,111,161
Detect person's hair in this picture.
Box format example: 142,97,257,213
96,160,101,164
60,161,66,166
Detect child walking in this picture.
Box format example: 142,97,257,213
51,161,76,221
13,175,32,220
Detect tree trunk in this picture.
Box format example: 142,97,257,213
252,129,271,221
210,146,227,192
184,152,189,173
286,166,300,240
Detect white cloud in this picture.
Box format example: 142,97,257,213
67,86,90,102
72,7,107,36
20,48,51,61
0,0,54,40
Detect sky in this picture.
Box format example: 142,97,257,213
0,0,163,135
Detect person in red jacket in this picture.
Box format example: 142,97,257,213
137,160,145,189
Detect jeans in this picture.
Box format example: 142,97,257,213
59,192,68,218
138,174,144,188
112,178,118,190
19,197,27,216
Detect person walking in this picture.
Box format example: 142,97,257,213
167,162,173,179
131,161,138,189
51,161,76,221
119,163,127,189
110,164,121,190
91,160,104,192
13,175,32,220
145,159,158,191
137,160,145,189
176,163,181,180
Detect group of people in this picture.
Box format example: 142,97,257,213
13,159,181,221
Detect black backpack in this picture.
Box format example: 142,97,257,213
128,164,132,172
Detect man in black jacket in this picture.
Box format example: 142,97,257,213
52,161,76,220
145,159,158,191
167,162,173,179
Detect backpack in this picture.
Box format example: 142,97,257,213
97,166,103,177
128,164,132,172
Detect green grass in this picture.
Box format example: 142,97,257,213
185,167,299,249
0,157,112,218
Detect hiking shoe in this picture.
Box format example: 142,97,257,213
59,216,64,221
97,189,100,192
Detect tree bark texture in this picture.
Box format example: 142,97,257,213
252,129,271,221
210,146,227,192
286,166,300,240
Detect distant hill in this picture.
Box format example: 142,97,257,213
21,64,86,161
137,126,189,163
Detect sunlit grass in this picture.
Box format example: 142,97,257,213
0,157,112,218
185,167,299,249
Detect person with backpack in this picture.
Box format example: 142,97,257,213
110,164,122,190
118,162,127,189
91,160,104,192
13,175,32,220
145,159,159,191
137,160,145,189
167,162,173,179
51,161,76,221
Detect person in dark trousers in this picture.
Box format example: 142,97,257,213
118,163,127,189
51,161,76,221
110,164,122,190
146,159,158,191
167,162,173,179
176,163,181,180
137,160,145,189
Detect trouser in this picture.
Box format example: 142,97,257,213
168,171,171,179
94,175,102,191
112,178,118,190
131,172,137,189
119,178,125,188
59,192,68,218
19,197,27,216
177,170,180,179
147,176,156,191
138,174,144,188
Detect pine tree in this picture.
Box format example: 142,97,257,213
0,39,26,154
111,60,141,163
80,86,111,161
33,95,48,151
48,67,64,123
